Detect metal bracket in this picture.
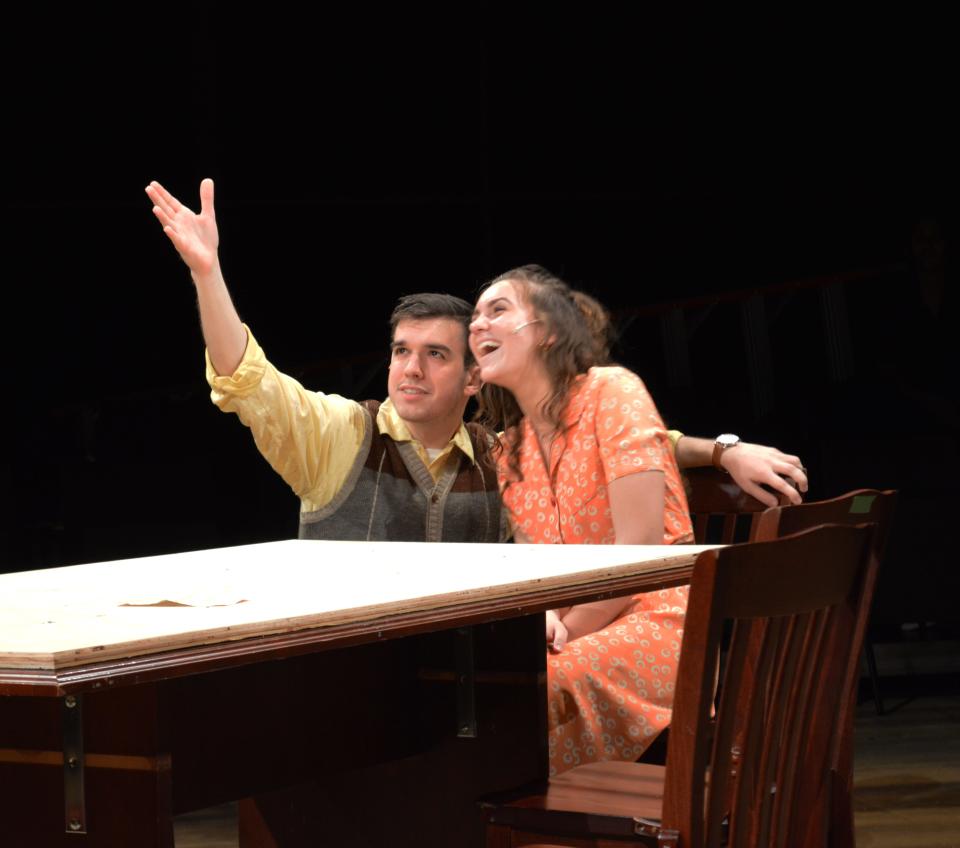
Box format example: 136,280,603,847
455,627,477,738
635,816,663,837
63,694,86,834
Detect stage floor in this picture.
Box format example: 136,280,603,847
172,692,960,848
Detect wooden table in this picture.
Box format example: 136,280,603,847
0,540,707,847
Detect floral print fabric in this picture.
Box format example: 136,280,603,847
496,366,693,775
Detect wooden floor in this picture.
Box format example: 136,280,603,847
173,691,960,847
173,804,237,848
852,691,960,847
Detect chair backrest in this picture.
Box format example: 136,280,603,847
685,467,774,545
754,489,897,708
659,524,876,848
690,480,896,661
753,488,897,553
733,488,896,847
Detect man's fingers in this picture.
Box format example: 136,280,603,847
163,225,187,253
199,178,215,217
771,450,802,467
145,186,172,219
152,205,173,230
766,450,806,485
146,181,183,216
764,472,803,506
775,460,808,493
742,480,779,508
152,181,182,212
146,185,183,222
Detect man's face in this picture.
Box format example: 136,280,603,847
388,317,479,432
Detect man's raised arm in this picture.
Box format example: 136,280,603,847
673,434,808,507
145,179,248,375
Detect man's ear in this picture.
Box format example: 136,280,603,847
464,363,482,396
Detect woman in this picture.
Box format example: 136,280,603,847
469,265,693,777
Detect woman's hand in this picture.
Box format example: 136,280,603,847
546,610,569,652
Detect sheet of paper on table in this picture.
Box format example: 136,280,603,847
0,539,718,670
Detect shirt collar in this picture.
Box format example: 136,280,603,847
376,398,476,464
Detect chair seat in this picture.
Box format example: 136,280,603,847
483,762,666,840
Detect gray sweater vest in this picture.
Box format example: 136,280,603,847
298,401,503,543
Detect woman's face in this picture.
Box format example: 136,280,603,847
469,279,546,391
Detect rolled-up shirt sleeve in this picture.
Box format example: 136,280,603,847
596,369,670,484
206,326,367,512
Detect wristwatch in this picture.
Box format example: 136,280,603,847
712,433,740,470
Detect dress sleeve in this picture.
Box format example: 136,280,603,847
595,368,671,485
206,325,367,511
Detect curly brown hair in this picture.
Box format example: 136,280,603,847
472,264,613,490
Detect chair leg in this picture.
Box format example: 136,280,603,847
831,678,858,848
829,770,856,848
863,639,884,716
486,823,514,847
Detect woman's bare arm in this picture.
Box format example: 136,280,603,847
557,471,665,645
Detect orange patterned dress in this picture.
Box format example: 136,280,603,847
496,366,693,776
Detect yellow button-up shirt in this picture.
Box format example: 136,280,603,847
206,326,478,514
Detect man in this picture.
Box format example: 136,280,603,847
145,178,807,542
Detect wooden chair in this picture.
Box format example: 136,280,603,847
622,467,772,767
690,478,897,846
482,524,877,847
752,488,897,848
753,488,897,711
683,466,773,545
687,471,894,716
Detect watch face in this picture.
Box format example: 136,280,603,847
716,433,740,448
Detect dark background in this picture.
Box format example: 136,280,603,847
2,9,957,629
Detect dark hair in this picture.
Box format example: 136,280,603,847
473,264,613,488
389,292,475,365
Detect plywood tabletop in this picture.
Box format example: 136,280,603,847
0,540,712,671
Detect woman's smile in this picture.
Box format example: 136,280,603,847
469,279,543,389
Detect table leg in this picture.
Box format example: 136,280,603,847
238,614,547,848
0,685,174,847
